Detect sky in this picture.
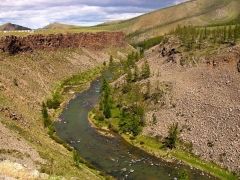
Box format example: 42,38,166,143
0,0,187,29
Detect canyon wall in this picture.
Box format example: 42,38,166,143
0,32,126,55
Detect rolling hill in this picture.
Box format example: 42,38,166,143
43,22,80,30
88,0,240,42
39,0,240,42
0,23,31,31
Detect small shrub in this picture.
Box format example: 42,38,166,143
207,140,214,147
178,169,189,180
13,78,18,86
122,84,132,94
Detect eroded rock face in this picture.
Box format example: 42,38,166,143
0,32,126,55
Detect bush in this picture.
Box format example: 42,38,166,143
178,169,189,180
163,123,179,149
94,112,105,121
13,78,18,86
122,84,132,94
46,93,62,109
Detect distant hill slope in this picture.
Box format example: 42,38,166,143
90,0,240,42
0,23,31,31
43,22,80,29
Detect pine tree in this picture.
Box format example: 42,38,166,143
109,55,114,66
133,64,140,82
103,103,111,118
41,102,51,127
141,61,150,79
134,52,139,62
101,77,109,93
145,80,151,99
233,25,238,43
204,27,207,39
126,68,133,83
164,123,179,149
228,25,232,42
198,33,203,49
223,26,227,42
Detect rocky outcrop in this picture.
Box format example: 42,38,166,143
161,47,183,65
0,32,126,55
0,160,48,179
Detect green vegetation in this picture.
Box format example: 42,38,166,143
131,36,163,51
119,133,238,180
91,52,149,136
163,123,179,149
100,77,112,119
178,169,189,180
46,93,63,109
13,78,18,86
109,55,114,67
41,102,52,127
172,24,240,51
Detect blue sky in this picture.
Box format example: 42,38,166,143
0,0,187,29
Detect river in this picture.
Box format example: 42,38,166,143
54,67,218,180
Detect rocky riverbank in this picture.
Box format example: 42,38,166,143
142,40,240,174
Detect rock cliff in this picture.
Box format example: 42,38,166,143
0,32,126,55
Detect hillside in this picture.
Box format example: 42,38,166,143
0,23,31,31
43,22,80,30
4,0,239,42
0,32,130,179
88,0,240,42
141,39,240,174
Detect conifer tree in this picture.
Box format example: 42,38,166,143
228,25,232,42
141,61,150,79
126,68,133,83
109,55,114,66
145,80,151,99
133,64,140,82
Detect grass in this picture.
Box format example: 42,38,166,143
120,133,238,180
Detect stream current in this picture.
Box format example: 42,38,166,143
55,67,218,180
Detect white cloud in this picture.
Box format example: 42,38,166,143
174,0,189,5
0,0,184,29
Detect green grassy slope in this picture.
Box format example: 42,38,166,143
40,0,240,42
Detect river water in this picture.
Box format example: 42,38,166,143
54,67,218,180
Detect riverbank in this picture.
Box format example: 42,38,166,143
88,109,238,180
88,111,115,137
0,47,123,179
50,66,104,121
